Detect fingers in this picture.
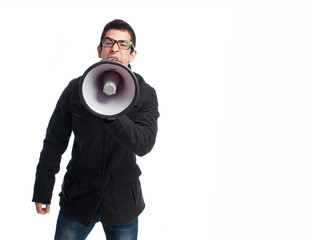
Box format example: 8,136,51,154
46,204,50,213
35,202,50,215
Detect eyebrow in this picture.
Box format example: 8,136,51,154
105,36,131,42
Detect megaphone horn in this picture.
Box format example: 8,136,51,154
79,60,139,119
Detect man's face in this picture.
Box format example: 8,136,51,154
97,29,136,67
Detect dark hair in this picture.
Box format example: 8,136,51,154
99,19,136,52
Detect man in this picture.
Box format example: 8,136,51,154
32,19,159,240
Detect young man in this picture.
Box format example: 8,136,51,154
32,19,159,240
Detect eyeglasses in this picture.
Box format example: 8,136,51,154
101,37,134,50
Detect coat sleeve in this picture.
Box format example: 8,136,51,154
103,86,159,157
32,83,73,204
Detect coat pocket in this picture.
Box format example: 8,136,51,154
110,163,142,212
60,170,92,204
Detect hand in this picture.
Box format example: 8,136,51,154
35,202,50,215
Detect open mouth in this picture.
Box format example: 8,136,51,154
108,56,123,64
108,56,120,61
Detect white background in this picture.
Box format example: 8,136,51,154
1,1,312,239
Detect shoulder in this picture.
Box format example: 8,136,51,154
134,72,157,95
133,72,158,108
55,77,81,106
67,77,81,89
62,77,81,96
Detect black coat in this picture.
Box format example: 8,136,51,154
32,72,159,226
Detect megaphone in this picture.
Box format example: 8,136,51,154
79,60,139,119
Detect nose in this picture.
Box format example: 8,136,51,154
111,42,119,52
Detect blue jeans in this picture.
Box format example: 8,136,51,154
54,209,138,240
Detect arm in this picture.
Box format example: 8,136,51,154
32,83,72,207
104,87,159,156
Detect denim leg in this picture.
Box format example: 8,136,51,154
54,209,101,240
103,218,138,240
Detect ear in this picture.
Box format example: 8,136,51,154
129,49,137,62
97,45,102,58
